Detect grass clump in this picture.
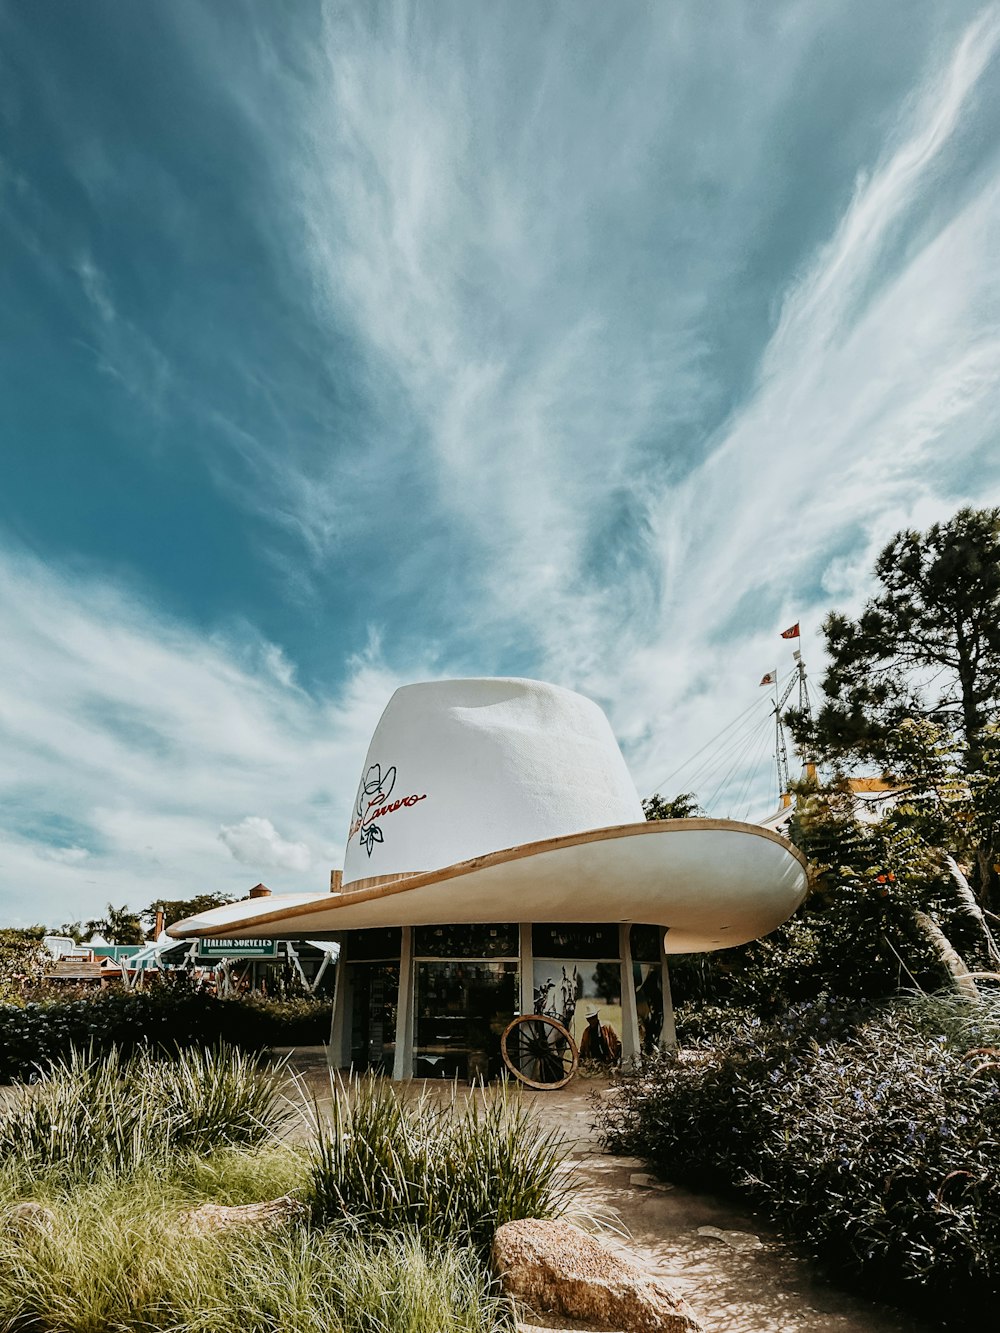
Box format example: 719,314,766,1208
199,1229,508,1333
0,1053,564,1330
0,1044,292,1179
598,992,1000,1325
310,1074,568,1254
164,1139,309,1207
0,1179,508,1333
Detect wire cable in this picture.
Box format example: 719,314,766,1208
674,704,773,800
645,691,770,796
664,689,779,798
734,722,778,820
704,707,774,812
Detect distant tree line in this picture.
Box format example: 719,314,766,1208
52,893,239,946
0,893,239,987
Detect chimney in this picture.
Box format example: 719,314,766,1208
249,883,271,899
154,907,165,938
330,870,343,894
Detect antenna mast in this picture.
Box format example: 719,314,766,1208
774,698,790,796
772,666,801,802
795,648,812,721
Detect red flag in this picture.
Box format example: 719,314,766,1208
759,671,776,687
780,622,800,639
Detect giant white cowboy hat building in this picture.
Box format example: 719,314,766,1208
171,678,808,1079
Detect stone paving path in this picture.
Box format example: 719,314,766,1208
512,1079,928,1333
287,1057,934,1333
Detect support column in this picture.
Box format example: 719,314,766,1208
285,940,310,992
327,933,347,1069
310,948,333,996
659,931,677,1051
618,923,641,1064
392,926,414,1081
519,923,533,1016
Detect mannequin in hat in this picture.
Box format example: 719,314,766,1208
578,1007,621,1065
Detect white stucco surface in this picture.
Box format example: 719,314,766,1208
342,678,644,886
169,820,808,952
169,677,810,951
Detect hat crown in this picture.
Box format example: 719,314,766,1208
343,678,643,885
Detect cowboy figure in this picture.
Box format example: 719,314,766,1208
578,1006,621,1065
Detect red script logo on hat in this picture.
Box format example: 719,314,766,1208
348,762,427,857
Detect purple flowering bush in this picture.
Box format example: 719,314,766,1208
597,994,1000,1324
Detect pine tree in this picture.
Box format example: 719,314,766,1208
789,506,1000,909
790,506,1000,763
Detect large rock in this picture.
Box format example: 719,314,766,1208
5,1201,57,1236
492,1218,702,1333
179,1194,307,1234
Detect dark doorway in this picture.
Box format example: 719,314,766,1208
348,961,400,1074
414,960,518,1080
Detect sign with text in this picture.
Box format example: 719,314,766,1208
195,939,278,960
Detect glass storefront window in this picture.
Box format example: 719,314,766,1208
629,924,662,962
413,924,518,958
414,960,518,1081
343,927,402,961
634,962,664,1055
531,923,619,958
532,957,622,1064
338,919,664,1078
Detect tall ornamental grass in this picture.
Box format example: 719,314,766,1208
598,992,1000,1326
0,1044,292,1179
0,1179,508,1333
0,1054,563,1330
310,1075,568,1254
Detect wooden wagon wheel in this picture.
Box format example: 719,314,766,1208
500,1013,579,1090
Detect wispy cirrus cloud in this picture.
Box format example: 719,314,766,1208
37,0,998,821
71,251,173,415
4,0,1000,937
625,8,1000,781
264,2,1000,806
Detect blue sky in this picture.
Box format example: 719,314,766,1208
2,1,1000,926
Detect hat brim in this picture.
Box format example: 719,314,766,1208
169,819,808,953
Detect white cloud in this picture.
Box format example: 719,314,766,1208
8,1,999,926
75,255,115,325
219,816,312,873
73,251,172,414
42,846,90,865
272,4,1000,812
598,17,1000,806
0,547,424,926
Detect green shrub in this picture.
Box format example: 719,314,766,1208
0,987,330,1082
222,993,330,1046
0,1045,292,1179
597,993,1000,1324
310,1075,568,1254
